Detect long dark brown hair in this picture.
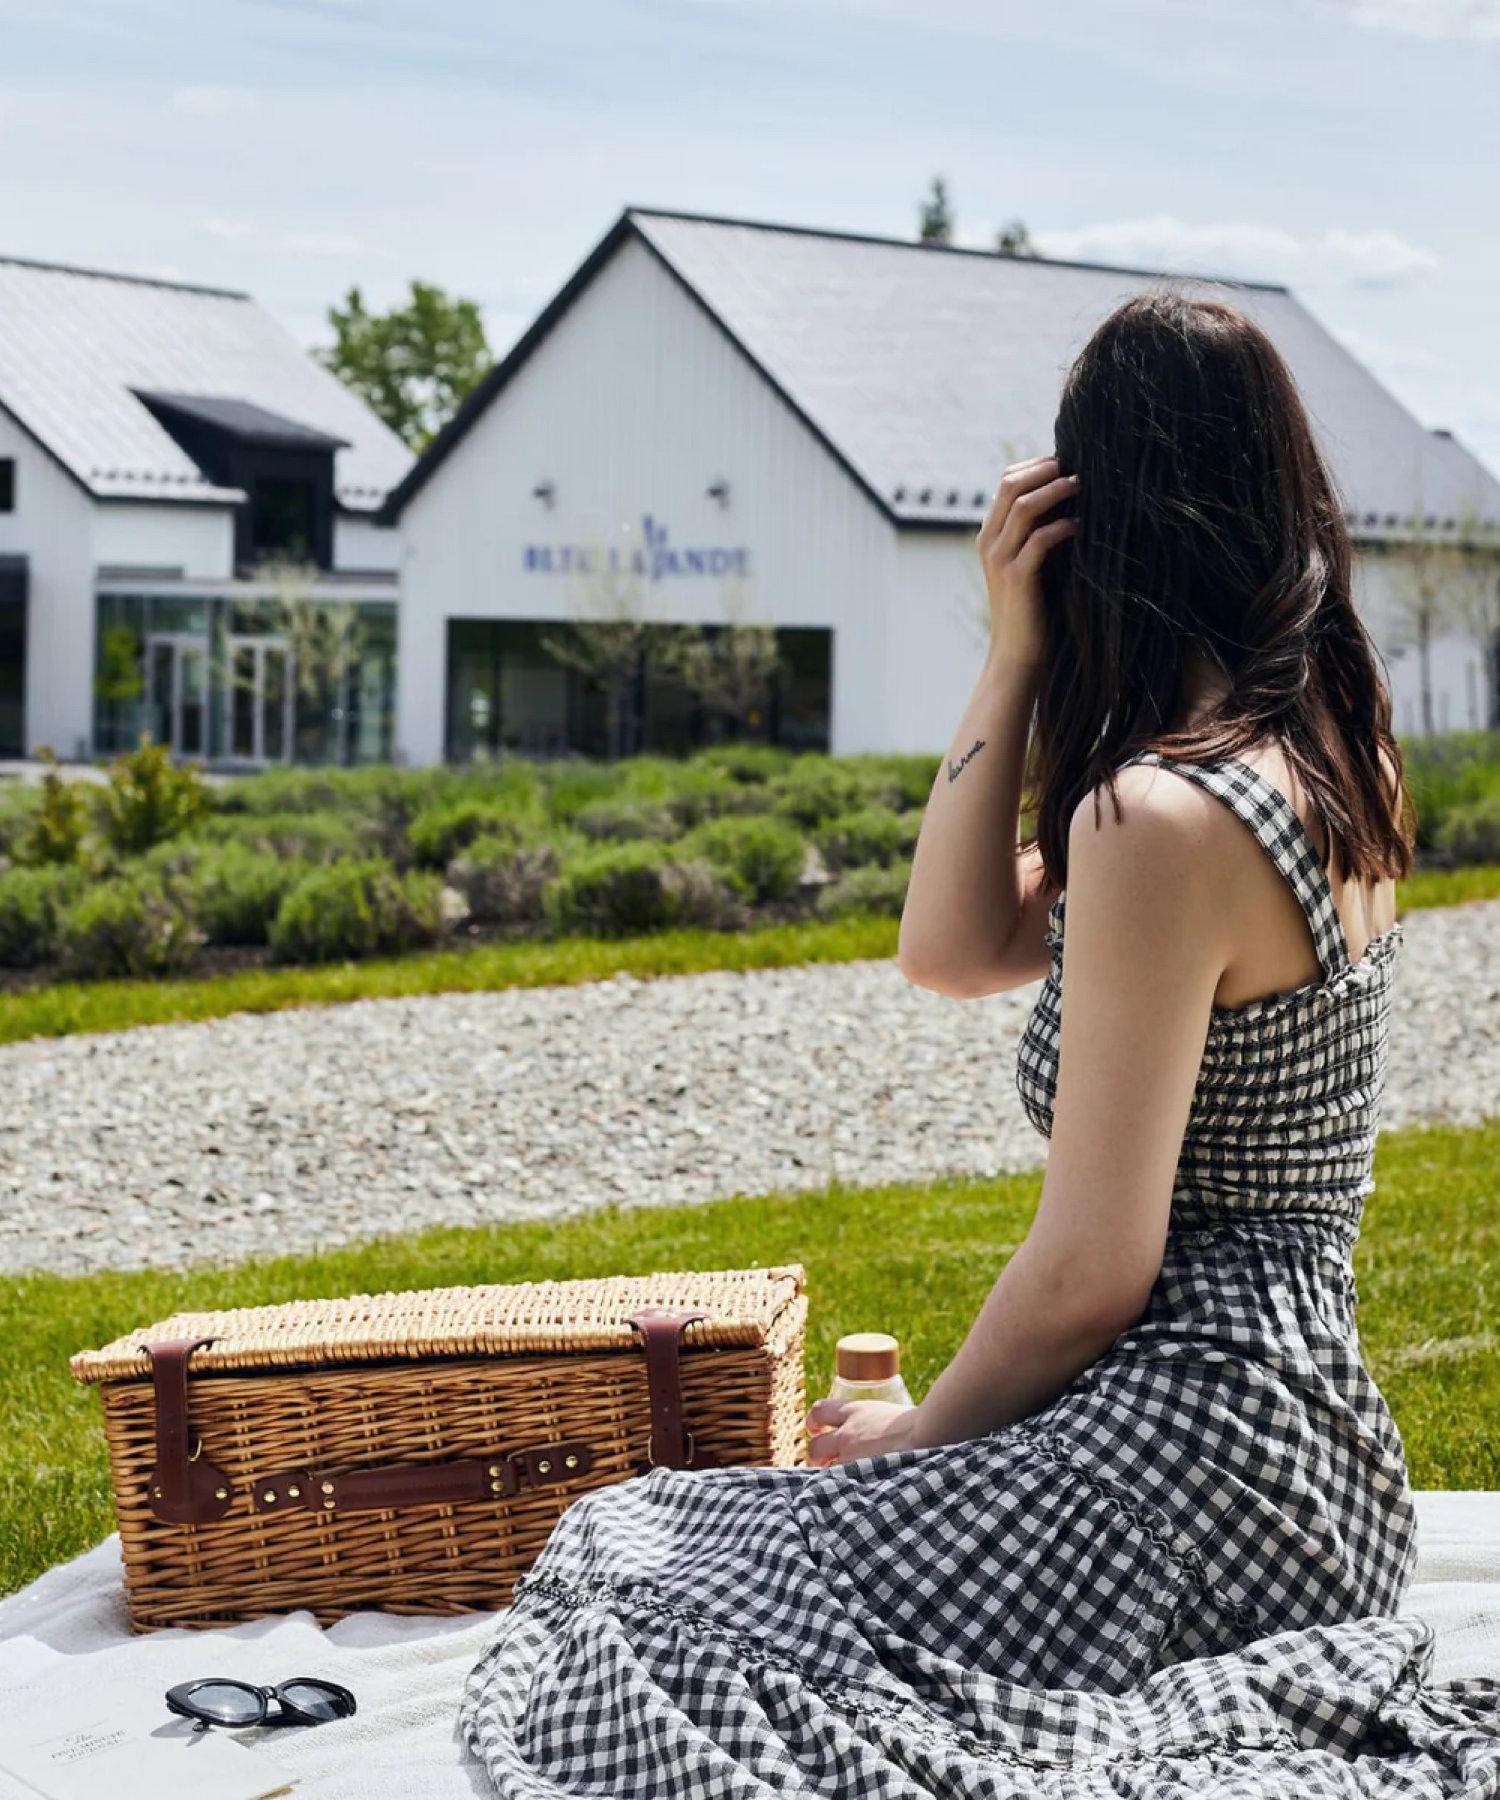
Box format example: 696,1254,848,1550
1024,285,1415,891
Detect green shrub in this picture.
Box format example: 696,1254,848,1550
541,842,744,936
815,859,912,920
539,762,632,826
447,836,563,925
14,751,89,866
269,860,447,964
1436,793,1500,866
188,847,310,947
97,734,209,855
815,806,921,873
57,874,203,980
770,757,904,827
573,799,680,844
850,754,941,811
188,812,373,863
1400,732,1500,850
0,864,86,966
685,814,806,903
687,744,794,786
407,800,519,870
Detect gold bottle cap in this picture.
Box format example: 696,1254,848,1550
836,1332,900,1382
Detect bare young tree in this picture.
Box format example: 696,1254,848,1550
1381,477,1494,736
242,554,367,758
539,529,655,759
652,573,784,739
1438,497,1500,730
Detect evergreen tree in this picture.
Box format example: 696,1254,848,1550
918,176,954,244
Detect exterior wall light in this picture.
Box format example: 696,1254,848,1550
533,480,556,508
707,479,730,509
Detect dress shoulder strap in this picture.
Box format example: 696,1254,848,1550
1118,748,1349,982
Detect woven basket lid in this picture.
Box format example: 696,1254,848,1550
71,1264,807,1385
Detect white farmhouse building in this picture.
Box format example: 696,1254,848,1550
386,206,1500,766
0,256,410,766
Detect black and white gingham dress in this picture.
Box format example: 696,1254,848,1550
461,750,1500,1796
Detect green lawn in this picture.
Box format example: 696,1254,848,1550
3,1113,1495,1602
1,865,1497,1050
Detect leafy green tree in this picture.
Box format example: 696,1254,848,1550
996,219,1037,257
95,623,144,751
919,176,954,244
319,281,494,451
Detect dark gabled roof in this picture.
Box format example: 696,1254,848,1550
383,205,1500,538
137,391,350,452
0,253,411,510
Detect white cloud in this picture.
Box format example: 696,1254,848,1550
1019,215,1440,289
200,216,254,239
280,232,365,255
170,85,257,114
1321,0,1500,36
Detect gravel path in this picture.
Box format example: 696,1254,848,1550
3,897,1498,1278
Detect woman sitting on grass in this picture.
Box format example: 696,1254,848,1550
458,288,1500,1797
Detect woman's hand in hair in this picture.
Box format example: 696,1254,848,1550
976,454,1078,668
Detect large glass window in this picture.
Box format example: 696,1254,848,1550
0,560,25,756
445,619,832,763
0,459,14,514
93,594,397,767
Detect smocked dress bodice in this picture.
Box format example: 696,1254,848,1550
1017,748,1404,1218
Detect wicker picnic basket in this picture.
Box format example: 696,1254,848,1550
71,1264,809,1633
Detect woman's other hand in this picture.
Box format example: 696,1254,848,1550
976,454,1078,668
804,1397,923,1466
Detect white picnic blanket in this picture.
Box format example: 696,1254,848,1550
1,1491,1498,1800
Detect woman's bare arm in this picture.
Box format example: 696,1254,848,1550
898,454,1078,997
898,651,1058,996
908,765,1229,1446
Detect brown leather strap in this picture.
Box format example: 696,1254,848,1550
252,1440,594,1516
627,1307,706,1470
144,1338,234,1525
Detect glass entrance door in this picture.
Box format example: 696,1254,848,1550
227,635,293,763
146,633,207,757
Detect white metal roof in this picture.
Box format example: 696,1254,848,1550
629,211,1500,539
0,256,413,512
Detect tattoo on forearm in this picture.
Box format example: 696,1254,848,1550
947,739,986,782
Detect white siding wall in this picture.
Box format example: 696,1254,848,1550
889,532,994,752
335,512,402,574
1353,548,1495,736
884,536,1490,755
93,502,234,581
0,416,95,758
399,236,896,765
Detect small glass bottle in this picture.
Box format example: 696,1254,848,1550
828,1332,913,1406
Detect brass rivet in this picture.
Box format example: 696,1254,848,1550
538,1459,551,1474
487,1464,501,1478
263,1490,277,1504
287,1485,301,1499
323,1498,336,1509
152,1486,163,1499
321,1481,335,1495
214,1487,228,1501
490,1480,504,1494
564,1454,579,1470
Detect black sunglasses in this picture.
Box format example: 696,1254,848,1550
165,1677,356,1733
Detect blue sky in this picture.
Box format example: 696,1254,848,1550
2,0,1497,474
